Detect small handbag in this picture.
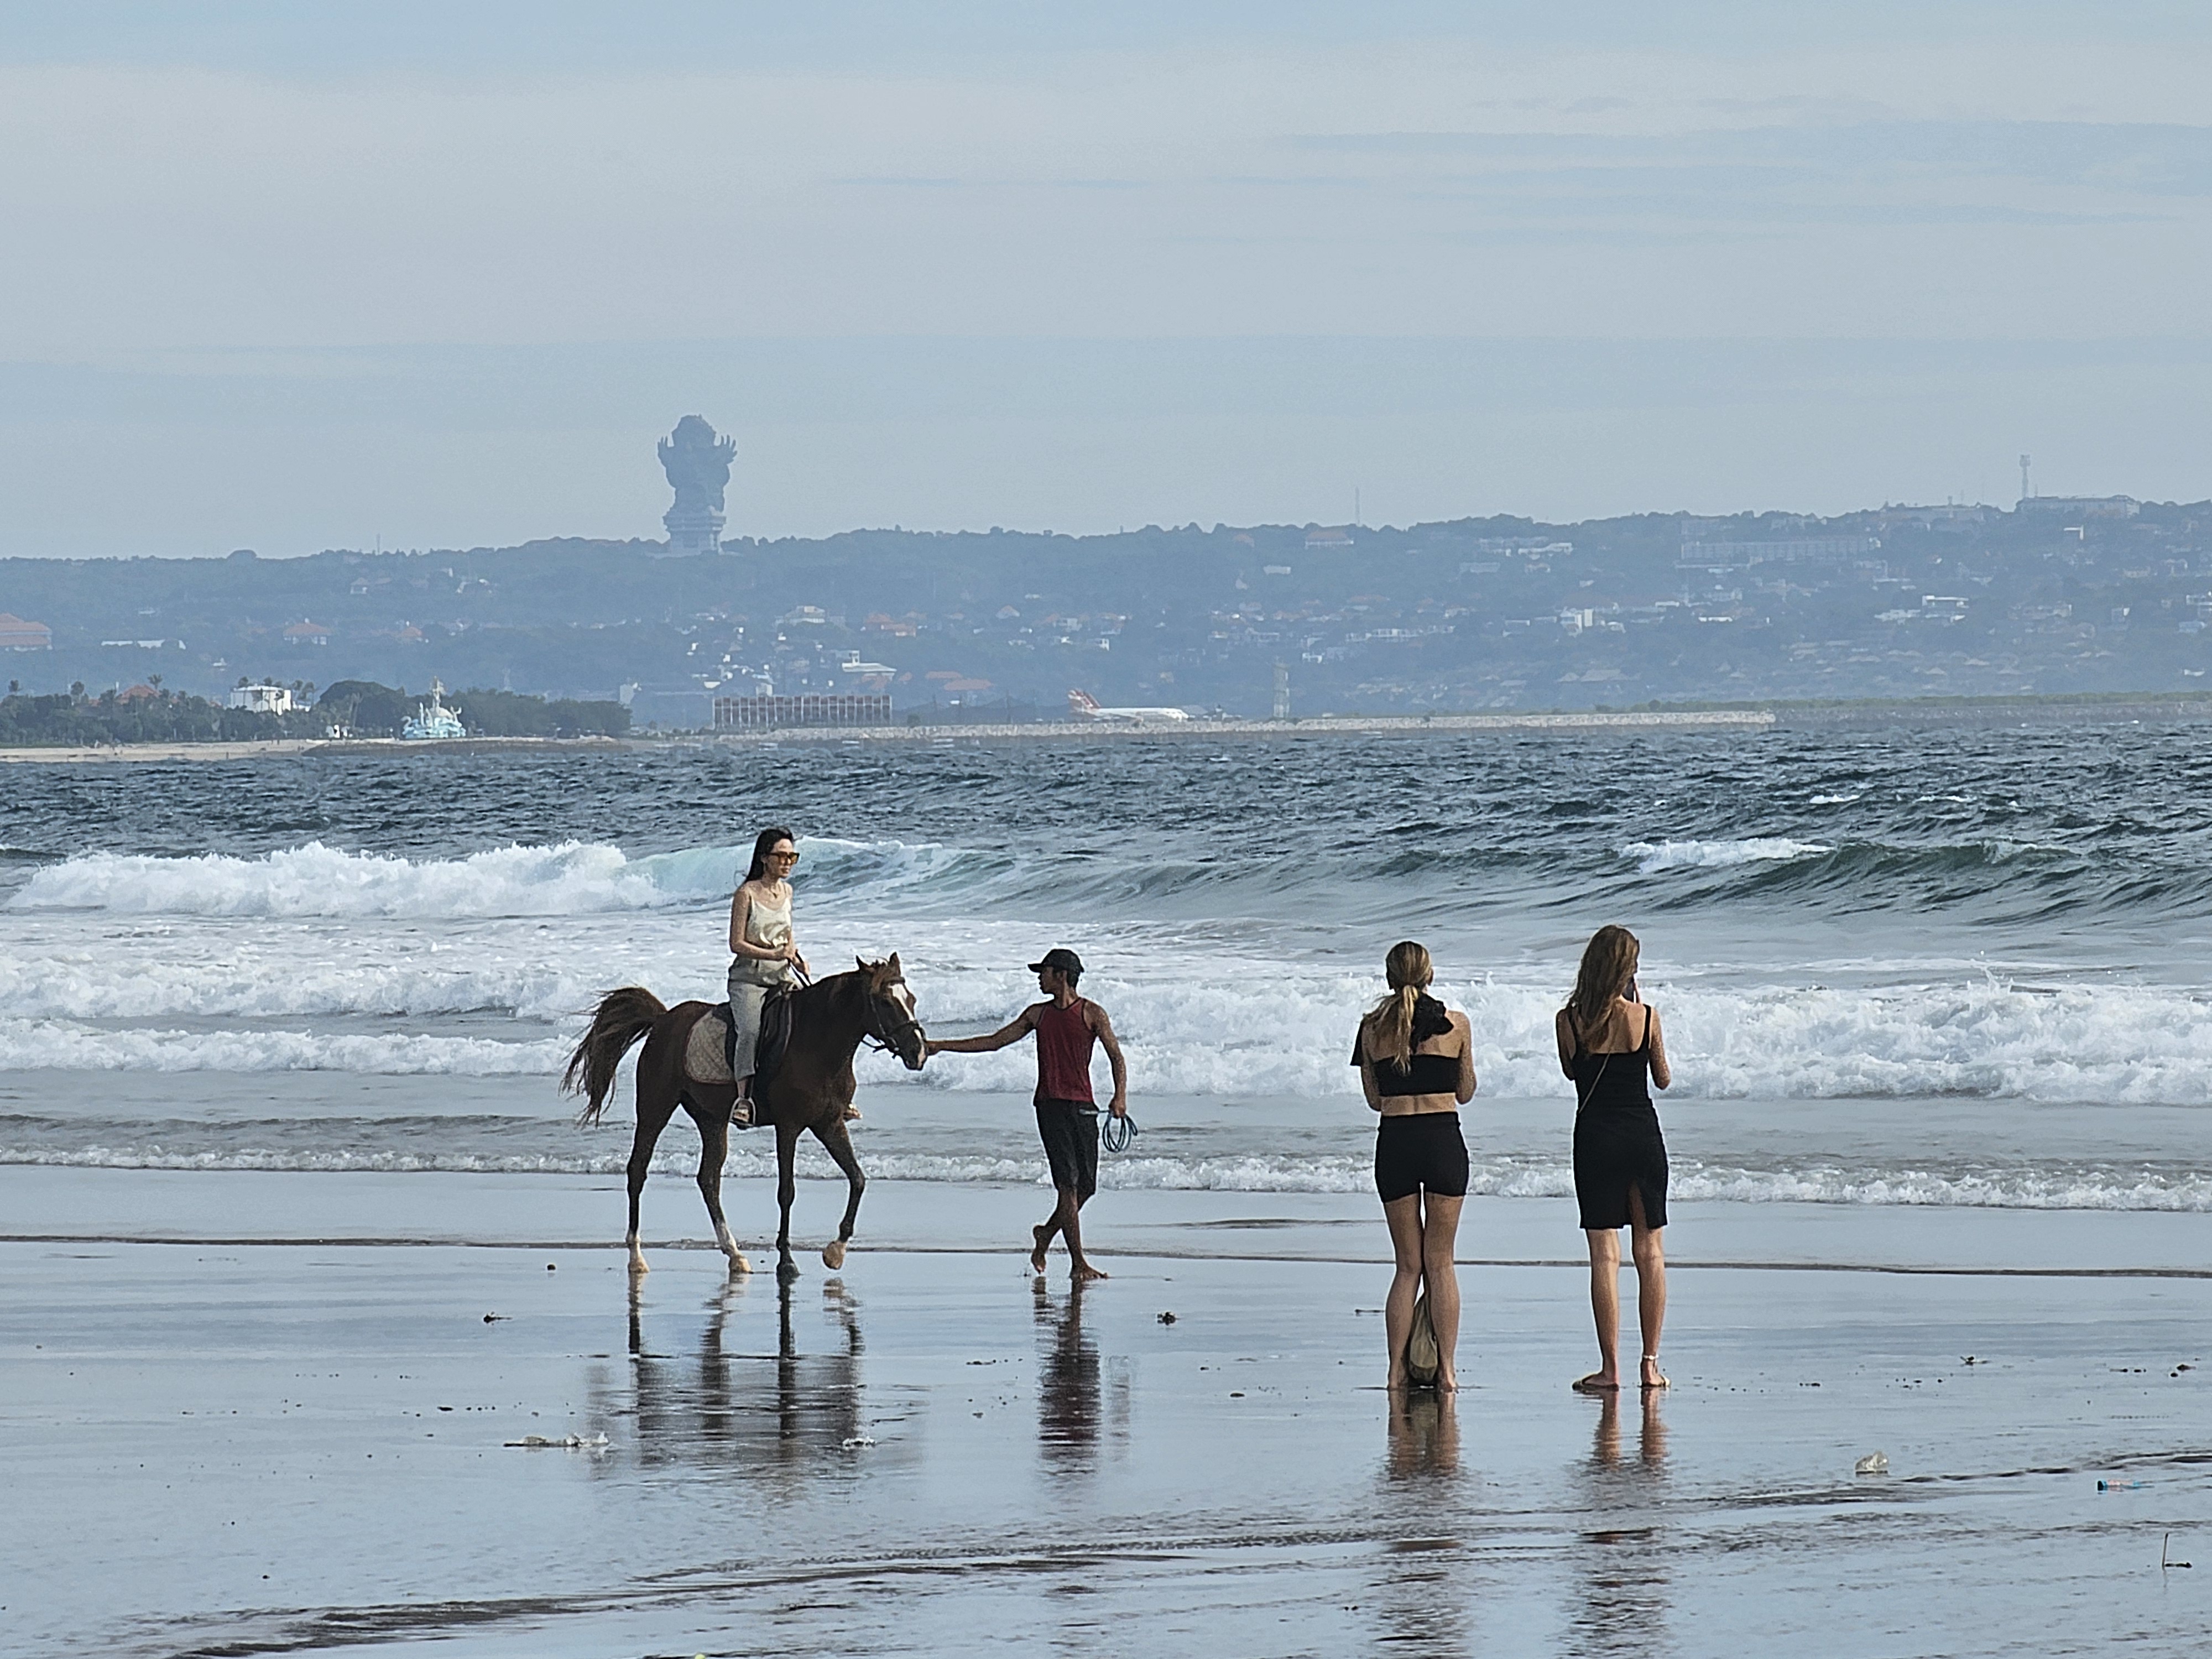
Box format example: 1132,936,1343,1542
1403,1287,1440,1387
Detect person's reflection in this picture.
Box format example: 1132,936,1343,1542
1564,1389,1671,1656
1385,1390,1462,1481
1369,1394,1468,1653
1035,1279,1100,1469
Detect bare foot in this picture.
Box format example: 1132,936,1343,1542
1072,1261,1109,1282
1640,1356,1670,1390
1030,1225,1052,1275
1433,1369,1458,1394
1573,1371,1620,1393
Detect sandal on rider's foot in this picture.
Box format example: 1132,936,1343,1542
732,1097,753,1130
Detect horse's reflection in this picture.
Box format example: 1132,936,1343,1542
600,1272,864,1482
1563,1389,1672,1657
1034,1281,1128,1471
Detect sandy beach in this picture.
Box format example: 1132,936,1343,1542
6,1168,2209,1658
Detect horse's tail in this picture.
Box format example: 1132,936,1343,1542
562,987,667,1126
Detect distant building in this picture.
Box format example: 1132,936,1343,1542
227,684,295,714
1879,504,1994,531
1678,537,1880,571
284,620,332,646
659,415,738,555
1305,527,1355,550
2017,495,2139,519
713,692,893,732
0,612,52,650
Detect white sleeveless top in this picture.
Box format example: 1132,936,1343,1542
731,886,794,986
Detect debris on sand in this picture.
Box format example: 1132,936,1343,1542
1854,1451,1889,1476
1157,1311,1177,1325
504,1433,608,1450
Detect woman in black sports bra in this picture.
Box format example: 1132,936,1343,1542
1354,941,1477,1392
1556,925,1673,1394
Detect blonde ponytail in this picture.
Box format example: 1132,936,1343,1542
1365,941,1434,1071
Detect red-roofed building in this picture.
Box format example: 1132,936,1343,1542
284,620,332,646
0,612,53,650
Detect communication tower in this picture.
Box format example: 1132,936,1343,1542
2019,453,2032,503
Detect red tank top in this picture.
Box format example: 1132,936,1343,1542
1034,998,1097,1105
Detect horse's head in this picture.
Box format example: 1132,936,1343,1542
858,953,927,1071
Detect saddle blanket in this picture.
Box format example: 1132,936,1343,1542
685,1007,735,1085
684,993,792,1088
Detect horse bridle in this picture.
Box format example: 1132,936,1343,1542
859,975,926,1058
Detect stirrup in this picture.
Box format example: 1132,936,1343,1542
732,1095,754,1130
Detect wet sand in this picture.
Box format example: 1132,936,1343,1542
6,1171,2211,1657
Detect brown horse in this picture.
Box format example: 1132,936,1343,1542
563,956,927,1281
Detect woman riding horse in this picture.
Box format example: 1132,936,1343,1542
565,957,926,1280
728,827,807,1126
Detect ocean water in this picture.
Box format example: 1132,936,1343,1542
6,724,2212,1218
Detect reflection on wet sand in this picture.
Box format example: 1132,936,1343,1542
1370,1394,1472,1654
1384,1391,1462,1481
594,1274,866,1484
1564,1389,1672,1657
1034,1281,1128,1471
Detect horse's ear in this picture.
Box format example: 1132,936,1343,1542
886,951,902,977
857,956,869,976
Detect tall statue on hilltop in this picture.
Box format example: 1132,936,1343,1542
659,415,738,555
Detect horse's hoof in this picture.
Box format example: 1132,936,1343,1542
777,1259,800,1285
822,1241,847,1271
628,1256,649,1277
727,1253,752,1277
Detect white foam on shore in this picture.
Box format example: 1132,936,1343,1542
7,1141,2212,1211
0,1019,567,1075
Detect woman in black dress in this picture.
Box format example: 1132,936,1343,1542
1555,925,1672,1392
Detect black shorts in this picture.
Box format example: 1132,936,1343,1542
1374,1112,1468,1204
1036,1099,1099,1199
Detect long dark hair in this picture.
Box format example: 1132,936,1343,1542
1364,940,1433,1071
745,825,796,883
1568,925,1640,1034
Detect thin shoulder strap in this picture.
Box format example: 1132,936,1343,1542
1640,1006,1653,1051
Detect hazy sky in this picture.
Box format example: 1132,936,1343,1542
2,2,2208,555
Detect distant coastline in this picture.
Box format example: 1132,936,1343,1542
10,688,2212,762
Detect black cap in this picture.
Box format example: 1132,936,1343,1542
1027,947,1084,976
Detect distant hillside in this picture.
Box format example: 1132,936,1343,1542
4,501,2210,721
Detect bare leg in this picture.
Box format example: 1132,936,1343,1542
1420,1194,1465,1393
774,1119,803,1283
691,1106,750,1275
1628,1186,1667,1387
1576,1224,1624,1391
1055,1189,1107,1281
812,1117,867,1271
1381,1194,1425,1391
